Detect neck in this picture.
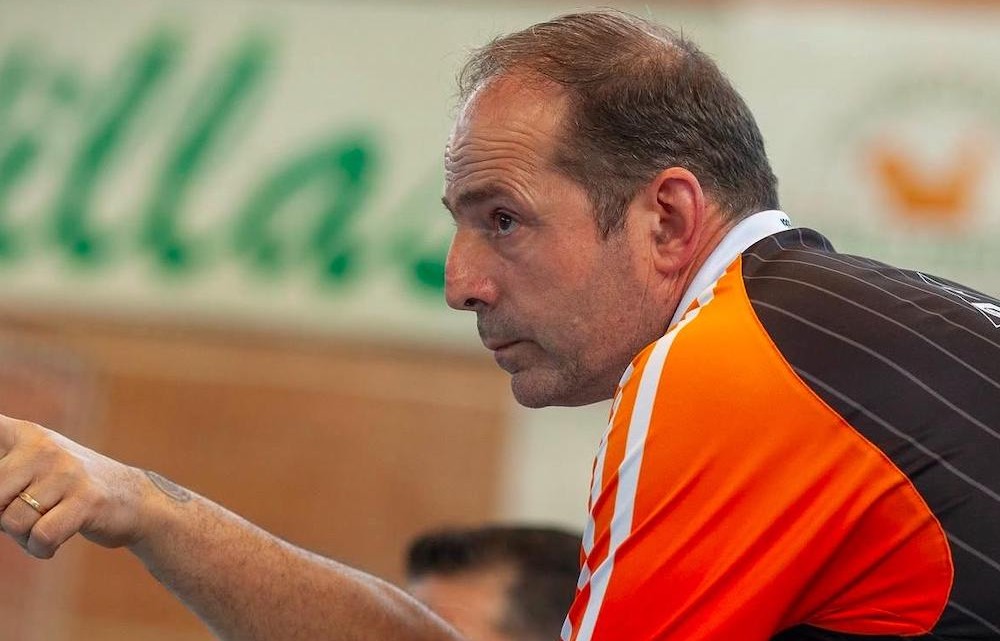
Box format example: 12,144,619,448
664,213,736,327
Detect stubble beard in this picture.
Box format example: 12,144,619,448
508,347,619,408
479,313,590,407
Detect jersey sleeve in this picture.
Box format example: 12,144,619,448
561,259,952,641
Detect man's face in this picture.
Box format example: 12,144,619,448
408,569,516,641
443,76,658,408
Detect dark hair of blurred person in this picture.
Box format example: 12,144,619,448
405,525,581,641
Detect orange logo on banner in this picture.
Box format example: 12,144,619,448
869,136,988,224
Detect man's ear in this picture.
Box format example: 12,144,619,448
638,167,706,275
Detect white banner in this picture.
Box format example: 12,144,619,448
0,0,995,352
729,5,1000,293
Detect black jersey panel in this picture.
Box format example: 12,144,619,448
743,228,1000,639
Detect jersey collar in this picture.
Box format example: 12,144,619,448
668,210,793,329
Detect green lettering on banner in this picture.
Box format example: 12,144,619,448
387,169,450,295
411,248,447,293
0,24,454,308
143,34,272,272
233,134,375,284
310,138,373,283
0,46,32,135
49,68,83,107
0,137,37,259
0,47,37,259
52,31,180,263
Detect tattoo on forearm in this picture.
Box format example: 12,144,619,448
144,470,193,503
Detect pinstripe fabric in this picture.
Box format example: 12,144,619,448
746,229,1000,640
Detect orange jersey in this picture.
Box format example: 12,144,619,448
562,212,1000,640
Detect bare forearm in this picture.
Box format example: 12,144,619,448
0,414,461,641
130,479,462,641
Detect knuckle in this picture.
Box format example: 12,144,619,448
34,440,62,465
12,418,38,433
0,511,30,538
86,488,109,512
16,419,46,444
55,459,85,485
29,525,59,557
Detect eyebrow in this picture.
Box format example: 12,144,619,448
441,184,517,217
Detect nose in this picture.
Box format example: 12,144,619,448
444,231,498,312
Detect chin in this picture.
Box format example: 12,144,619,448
510,379,554,408
510,371,613,409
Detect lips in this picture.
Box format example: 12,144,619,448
481,338,524,372
488,340,524,373
482,338,521,351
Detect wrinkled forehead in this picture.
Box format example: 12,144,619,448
449,75,569,148
459,72,566,122
444,75,570,183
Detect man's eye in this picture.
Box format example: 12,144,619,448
494,212,519,236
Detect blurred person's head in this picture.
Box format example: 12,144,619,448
405,525,581,641
443,10,779,409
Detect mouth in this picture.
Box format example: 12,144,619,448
482,339,526,372
482,338,521,352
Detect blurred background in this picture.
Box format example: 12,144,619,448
0,0,997,639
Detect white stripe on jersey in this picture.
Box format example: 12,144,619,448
570,281,721,641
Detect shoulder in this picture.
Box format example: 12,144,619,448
742,228,1000,346
737,227,1000,406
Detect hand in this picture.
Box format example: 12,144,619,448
0,414,151,558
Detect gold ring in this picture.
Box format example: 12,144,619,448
17,491,47,515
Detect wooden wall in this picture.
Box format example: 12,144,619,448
0,313,510,640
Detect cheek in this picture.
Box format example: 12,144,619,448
532,284,612,358
569,267,644,345
504,240,635,347
521,258,598,319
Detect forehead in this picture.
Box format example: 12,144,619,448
456,74,566,131
408,567,515,641
444,76,569,198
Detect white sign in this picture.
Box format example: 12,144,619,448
0,0,996,352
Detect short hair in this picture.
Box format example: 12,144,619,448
406,525,581,641
457,9,779,234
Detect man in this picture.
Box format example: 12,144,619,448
1,9,998,640
405,525,580,641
